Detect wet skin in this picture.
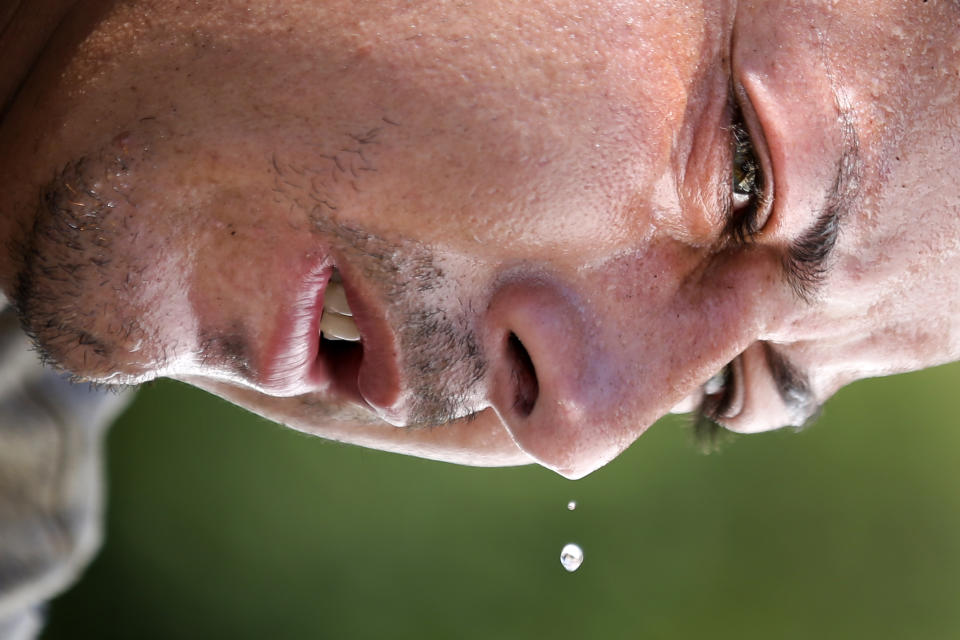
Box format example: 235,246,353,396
2,0,960,478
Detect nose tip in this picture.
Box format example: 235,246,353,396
485,280,624,479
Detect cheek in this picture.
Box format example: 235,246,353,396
310,96,666,264
579,243,783,403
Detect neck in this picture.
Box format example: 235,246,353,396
0,0,84,300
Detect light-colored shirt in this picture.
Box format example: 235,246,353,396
0,307,132,639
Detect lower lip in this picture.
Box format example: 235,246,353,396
258,264,335,396
260,262,368,406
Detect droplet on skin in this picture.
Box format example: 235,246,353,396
560,543,583,572
567,501,577,511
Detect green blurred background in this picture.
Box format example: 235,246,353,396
40,362,960,639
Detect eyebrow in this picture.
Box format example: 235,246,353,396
781,100,862,303
691,343,819,448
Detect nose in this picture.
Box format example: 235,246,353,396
485,280,630,479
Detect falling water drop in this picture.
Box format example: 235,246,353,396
567,500,577,511
560,543,584,572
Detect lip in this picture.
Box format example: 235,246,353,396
258,258,336,397
332,260,404,423
256,252,403,421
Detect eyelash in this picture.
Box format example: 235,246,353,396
729,103,765,244
693,361,735,445
695,105,765,427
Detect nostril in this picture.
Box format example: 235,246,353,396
506,332,538,416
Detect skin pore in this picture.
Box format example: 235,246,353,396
2,0,960,479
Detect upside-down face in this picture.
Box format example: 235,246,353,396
3,0,960,477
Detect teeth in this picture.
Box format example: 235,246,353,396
324,280,352,316
321,311,361,341
320,273,361,341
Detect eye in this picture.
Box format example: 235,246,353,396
728,102,768,243
698,356,745,423
692,360,740,450
701,361,735,418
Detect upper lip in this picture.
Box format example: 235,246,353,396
333,260,405,423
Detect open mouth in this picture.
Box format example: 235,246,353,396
316,268,366,399
255,260,400,418
255,264,364,399
320,270,360,342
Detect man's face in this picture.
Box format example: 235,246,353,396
3,0,959,477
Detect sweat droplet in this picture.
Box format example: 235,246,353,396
560,543,584,572
567,501,577,511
